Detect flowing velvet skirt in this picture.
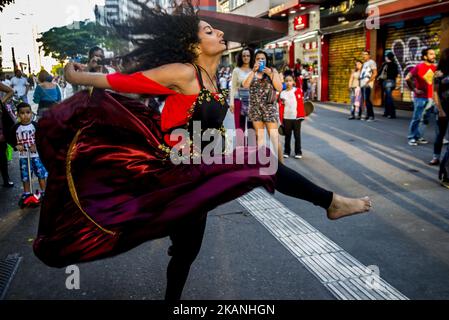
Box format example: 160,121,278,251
34,89,276,268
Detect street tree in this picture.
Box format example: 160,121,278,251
0,0,14,12
37,21,129,63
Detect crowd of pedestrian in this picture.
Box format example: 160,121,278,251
345,47,449,188
224,45,449,188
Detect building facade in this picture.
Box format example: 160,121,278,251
220,0,292,68
96,0,142,25
217,0,449,106
319,0,369,104
372,0,449,109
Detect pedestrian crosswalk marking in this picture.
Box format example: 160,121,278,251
238,188,408,300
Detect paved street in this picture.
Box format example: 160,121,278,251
1,102,449,300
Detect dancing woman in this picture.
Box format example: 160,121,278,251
34,0,371,300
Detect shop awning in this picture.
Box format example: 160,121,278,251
264,30,320,49
320,20,365,35
198,10,288,44
293,30,319,43
264,34,296,49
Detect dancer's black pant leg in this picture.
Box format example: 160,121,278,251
165,213,207,301
275,162,333,209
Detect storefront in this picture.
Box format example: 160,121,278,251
325,25,366,103
265,4,321,98
199,9,288,67
320,0,369,103
264,34,294,69
374,0,449,109
300,38,320,74
383,16,441,104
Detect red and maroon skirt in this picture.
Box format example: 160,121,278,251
34,89,276,268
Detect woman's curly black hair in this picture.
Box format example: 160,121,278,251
114,0,201,73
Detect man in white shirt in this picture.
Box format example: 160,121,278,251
1,74,12,87
359,50,377,121
10,69,30,103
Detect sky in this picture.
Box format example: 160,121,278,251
0,0,105,33
0,0,105,73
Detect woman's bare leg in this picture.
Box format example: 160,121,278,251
265,121,283,162
252,121,265,147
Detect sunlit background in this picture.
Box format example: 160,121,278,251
0,0,105,73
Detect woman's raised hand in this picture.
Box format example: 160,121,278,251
262,67,273,76
64,62,86,83
252,61,260,73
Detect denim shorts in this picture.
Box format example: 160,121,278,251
19,157,48,182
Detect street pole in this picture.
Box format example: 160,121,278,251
11,46,17,70
27,54,31,75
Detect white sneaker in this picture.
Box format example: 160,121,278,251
294,155,303,159
443,138,449,145
417,138,429,144
283,154,289,158
408,139,418,146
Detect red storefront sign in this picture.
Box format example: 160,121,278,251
294,14,309,31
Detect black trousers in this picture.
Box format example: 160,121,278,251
165,212,208,301
283,119,302,155
434,105,449,157
164,162,333,300
0,141,10,184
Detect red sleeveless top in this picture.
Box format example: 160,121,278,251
106,72,198,133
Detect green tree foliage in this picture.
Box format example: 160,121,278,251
0,0,15,12
36,21,129,62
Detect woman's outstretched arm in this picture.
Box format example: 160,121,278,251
64,62,195,94
64,62,111,89
0,82,14,104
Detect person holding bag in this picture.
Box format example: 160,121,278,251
242,50,283,158
378,52,399,118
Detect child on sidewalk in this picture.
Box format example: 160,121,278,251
9,102,47,207
279,75,306,159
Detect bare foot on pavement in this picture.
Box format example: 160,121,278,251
327,194,371,220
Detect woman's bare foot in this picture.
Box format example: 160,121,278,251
326,194,371,220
